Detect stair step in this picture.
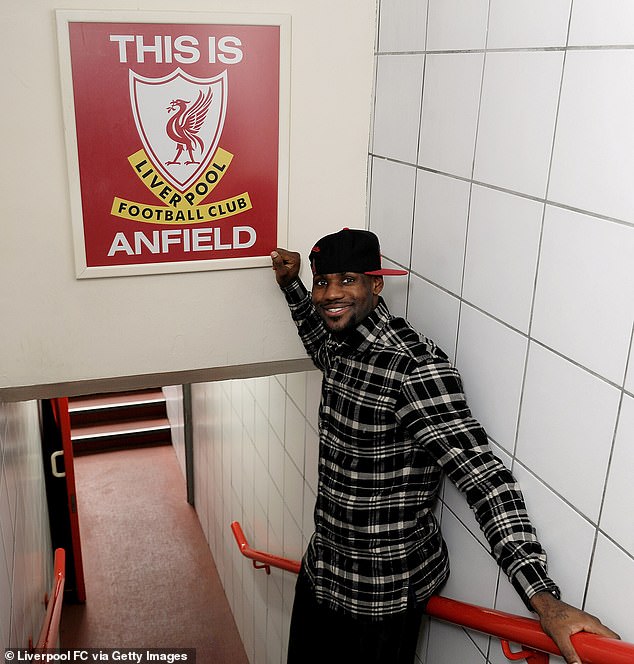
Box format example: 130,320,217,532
69,389,172,455
69,389,167,427
71,417,171,456
69,388,164,410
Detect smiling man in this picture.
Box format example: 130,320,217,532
270,228,617,664
307,230,399,336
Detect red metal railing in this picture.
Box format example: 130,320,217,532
35,548,66,649
230,521,633,664
231,521,301,574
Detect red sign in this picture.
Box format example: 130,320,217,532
58,13,288,276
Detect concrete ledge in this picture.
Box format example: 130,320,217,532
0,357,316,402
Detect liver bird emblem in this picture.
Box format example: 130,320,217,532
165,87,213,166
130,68,227,192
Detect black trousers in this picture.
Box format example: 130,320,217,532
287,571,426,664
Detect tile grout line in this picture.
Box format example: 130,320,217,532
369,154,634,231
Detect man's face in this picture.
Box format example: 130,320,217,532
311,272,384,336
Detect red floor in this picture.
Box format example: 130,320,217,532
60,445,248,663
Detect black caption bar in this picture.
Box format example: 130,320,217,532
4,650,196,663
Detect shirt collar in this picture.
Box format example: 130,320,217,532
331,297,391,355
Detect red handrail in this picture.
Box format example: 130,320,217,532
230,520,634,664
231,521,301,574
36,548,66,649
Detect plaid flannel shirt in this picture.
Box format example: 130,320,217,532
283,279,560,619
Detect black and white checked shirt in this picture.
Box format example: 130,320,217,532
283,279,560,619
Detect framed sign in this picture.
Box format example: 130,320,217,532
56,10,290,278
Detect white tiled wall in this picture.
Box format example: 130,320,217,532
163,386,186,479
0,400,53,651
368,0,634,661
191,2,634,663
191,373,320,664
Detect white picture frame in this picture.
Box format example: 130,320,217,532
56,9,290,278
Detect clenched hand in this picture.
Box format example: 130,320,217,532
530,592,620,664
271,248,301,288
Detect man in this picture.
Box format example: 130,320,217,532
270,228,617,664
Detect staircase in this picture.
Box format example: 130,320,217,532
68,388,172,456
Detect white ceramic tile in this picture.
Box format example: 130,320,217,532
302,483,316,541
418,53,484,178
253,565,268,623
531,206,634,384
463,186,542,333
569,0,634,46
474,51,564,198
242,440,255,524
268,483,284,549
268,430,284,496
4,411,18,526
379,259,409,317
241,587,255,661
268,377,286,442
440,510,499,607
493,571,533,621
283,505,303,561
627,338,634,394
516,343,620,522
512,464,595,607
425,619,488,664
265,581,283,664
600,394,634,551
231,380,244,416
435,510,494,657
285,372,306,412
253,491,269,551
456,304,528,453
303,424,319,494
426,0,488,51
585,534,634,643
549,50,634,224
254,375,269,413
407,275,460,363
253,618,267,664
488,0,571,48
378,0,428,53
411,170,471,295
284,396,305,473
282,571,296,629
233,574,245,638
0,469,13,561
305,371,321,433
231,424,243,500
222,445,233,508
254,452,269,519
254,403,269,465
283,451,304,529
369,157,416,268
0,551,11,648
442,477,487,549
372,54,424,163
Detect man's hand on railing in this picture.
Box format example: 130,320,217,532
530,591,620,664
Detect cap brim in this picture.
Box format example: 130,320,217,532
365,268,408,276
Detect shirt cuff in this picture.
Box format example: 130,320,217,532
281,278,309,304
510,561,561,611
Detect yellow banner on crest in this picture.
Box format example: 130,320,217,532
127,147,234,209
111,193,253,225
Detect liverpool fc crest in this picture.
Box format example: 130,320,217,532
130,68,227,193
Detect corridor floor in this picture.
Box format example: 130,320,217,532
60,444,249,663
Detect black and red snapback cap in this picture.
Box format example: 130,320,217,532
309,228,408,276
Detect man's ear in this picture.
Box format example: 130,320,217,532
372,275,384,296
